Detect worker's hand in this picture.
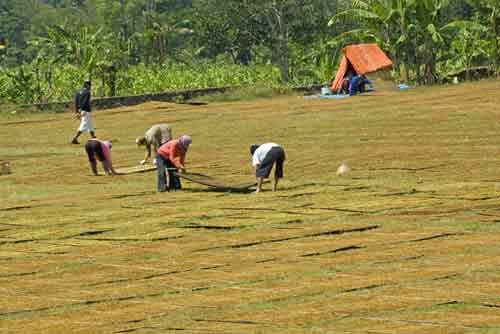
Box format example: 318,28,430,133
179,168,186,174
139,159,146,165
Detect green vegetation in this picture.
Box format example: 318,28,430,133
2,1,499,105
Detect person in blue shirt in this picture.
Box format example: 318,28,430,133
358,75,372,93
349,74,372,96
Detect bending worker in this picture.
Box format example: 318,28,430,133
156,135,192,192
85,138,119,176
136,123,172,165
349,74,372,96
250,142,286,193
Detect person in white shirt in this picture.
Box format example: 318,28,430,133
250,143,286,193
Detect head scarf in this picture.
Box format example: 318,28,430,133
250,144,260,155
103,140,112,150
179,135,192,149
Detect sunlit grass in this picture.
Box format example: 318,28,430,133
1,80,500,333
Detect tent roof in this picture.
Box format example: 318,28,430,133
344,43,392,75
331,43,392,92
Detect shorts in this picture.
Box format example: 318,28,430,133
85,140,105,163
78,110,94,132
256,146,285,178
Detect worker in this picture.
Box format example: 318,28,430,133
72,80,95,144
250,143,286,193
156,135,192,192
358,74,372,93
136,124,172,165
349,74,372,96
85,139,119,176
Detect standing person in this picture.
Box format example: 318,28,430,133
84,139,119,176
250,143,286,193
136,124,172,165
71,80,95,144
156,135,192,192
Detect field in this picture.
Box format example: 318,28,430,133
1,80,500,334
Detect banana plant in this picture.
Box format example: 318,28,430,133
467,0,500,74
328,0,415,82
414,0,450,84
441,18,489,80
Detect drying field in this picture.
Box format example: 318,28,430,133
1,80,500,334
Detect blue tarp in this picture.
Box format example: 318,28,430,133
319,94,350,99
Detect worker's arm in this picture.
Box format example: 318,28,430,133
169,146,186,172
89,160,99,175
102,160,121,175
74,92,81,118
101,144,120,175
252,153,261,168
140,142,151,165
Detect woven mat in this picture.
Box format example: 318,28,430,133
116,166,256,191
116,165,157,174
177,172,256,191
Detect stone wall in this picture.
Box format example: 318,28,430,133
22,84,322,112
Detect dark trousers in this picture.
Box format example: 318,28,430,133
156,153,181,192
256,147,285,179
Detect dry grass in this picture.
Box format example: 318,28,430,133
1,80,500,333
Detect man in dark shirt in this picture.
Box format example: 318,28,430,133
71,80,95,144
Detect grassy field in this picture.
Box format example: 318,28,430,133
1,80,500,333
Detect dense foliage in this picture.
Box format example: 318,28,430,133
0,0,496,104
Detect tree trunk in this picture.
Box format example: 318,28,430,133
120,0,128,41
277,27,290,83
268,3,290,83
492,11,499,75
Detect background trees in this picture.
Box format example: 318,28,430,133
0,0,497,104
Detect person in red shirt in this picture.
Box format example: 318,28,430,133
156,135,192,192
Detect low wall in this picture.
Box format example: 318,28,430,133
22,84,323,112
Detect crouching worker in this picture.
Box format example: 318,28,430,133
85,139,119,176
250,143,286,193
156,135,192,192
136,123,172,165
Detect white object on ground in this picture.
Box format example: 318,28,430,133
336,163,351,176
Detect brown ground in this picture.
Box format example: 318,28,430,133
1,80,500,333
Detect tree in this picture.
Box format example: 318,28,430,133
467,0,500,73
330,0,453,84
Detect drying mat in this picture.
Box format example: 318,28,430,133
177,172,256,191
116,166,256,191
116,165,157,174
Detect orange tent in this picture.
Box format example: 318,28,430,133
331,43,393,93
